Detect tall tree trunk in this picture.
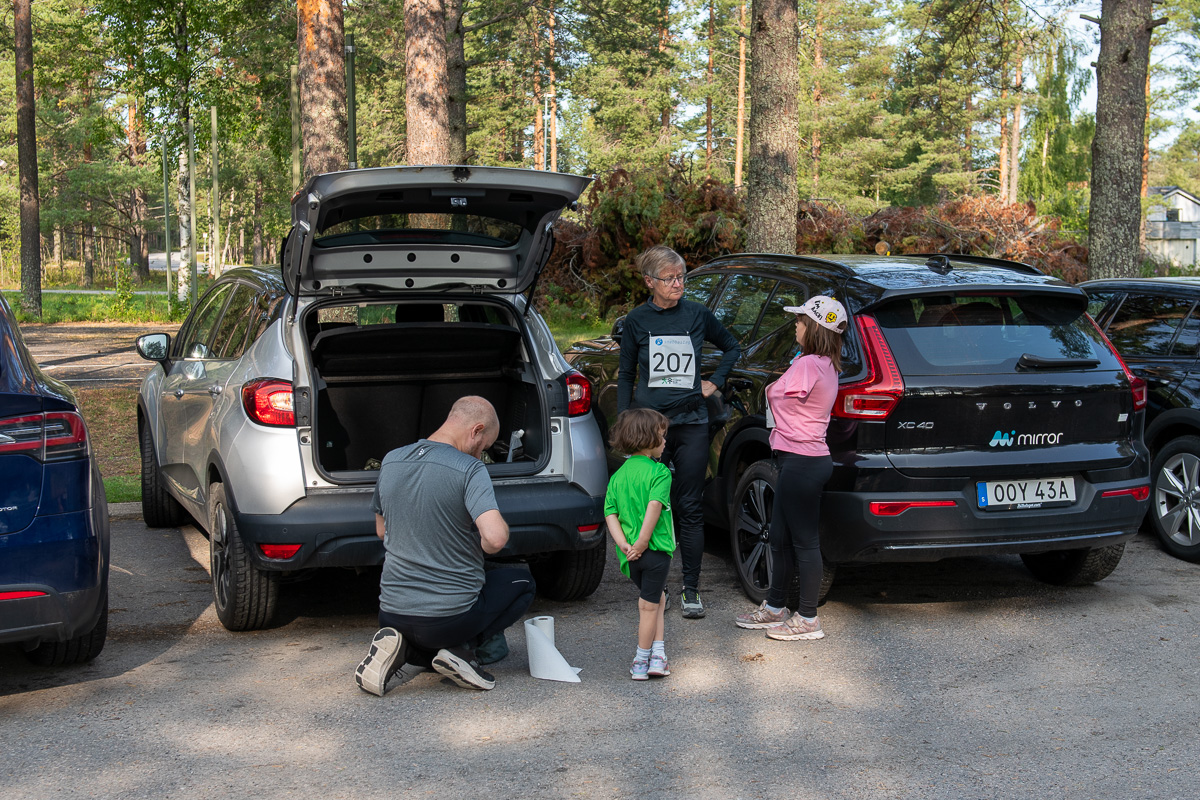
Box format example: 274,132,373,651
811,9,823,198
298,0,348,179
746,0,799,252
127,96,151,282
81,217,95,288
735,3,747,188
253,177,264,267
445,0,467,164
54,225,62,271
1089,0,1159,279
532,15,545,170
706,0,715,174
405,0,451,165
548,4,558,171
1009,55,1022,204
999,80,1009,201
659,2,671,146
15,0,41,317
1140,68,1151,250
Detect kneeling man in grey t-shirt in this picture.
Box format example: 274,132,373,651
354,396,535,695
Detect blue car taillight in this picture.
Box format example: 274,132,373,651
0,411,88,462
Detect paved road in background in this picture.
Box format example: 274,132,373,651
20,322,174,387
1,515,1196,799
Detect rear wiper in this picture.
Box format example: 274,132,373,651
1017,353,1101,370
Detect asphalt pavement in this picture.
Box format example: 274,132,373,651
1,515,1197,800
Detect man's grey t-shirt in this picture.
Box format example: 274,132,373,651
371,440,499,617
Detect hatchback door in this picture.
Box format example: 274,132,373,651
865,291,1138,485
282,166,591,297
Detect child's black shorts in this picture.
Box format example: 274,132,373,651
628,549,671,603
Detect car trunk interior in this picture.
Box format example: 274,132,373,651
304,301,546,477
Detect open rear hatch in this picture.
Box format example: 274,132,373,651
869,290,1138,493
282,166,591,297
303,299,550,480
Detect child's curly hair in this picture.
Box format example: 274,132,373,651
608,408,669,455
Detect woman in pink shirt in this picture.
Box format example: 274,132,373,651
734,295,846,641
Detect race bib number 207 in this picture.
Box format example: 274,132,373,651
649,335,696,388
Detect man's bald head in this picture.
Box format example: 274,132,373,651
432,396,500,459
446,396,500,434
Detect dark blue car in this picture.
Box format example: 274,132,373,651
0,294,109,665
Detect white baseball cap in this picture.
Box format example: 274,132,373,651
784,295,848,333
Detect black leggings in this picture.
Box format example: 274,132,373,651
379,567,535,668
766,452,833,617
663,421,708,590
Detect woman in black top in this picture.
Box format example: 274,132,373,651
616,245,741,619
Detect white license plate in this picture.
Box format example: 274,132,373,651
976,477,1076,511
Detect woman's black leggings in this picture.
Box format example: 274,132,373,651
766,452,833,617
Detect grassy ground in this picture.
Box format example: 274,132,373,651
74,387,142,504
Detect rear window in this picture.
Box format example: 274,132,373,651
872,294,1120,375
315,213,522,247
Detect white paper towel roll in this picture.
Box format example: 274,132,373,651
524,616,582,683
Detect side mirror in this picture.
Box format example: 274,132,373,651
136,332,171,365
610,316,625,343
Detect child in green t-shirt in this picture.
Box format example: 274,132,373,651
603,408,676,681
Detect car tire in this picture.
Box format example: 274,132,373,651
1020,542,1126,586
1149,435,1200,562
26,590,108,666
730,460,834,608
140,420,186,528
208,482,278,631
530,545,606,601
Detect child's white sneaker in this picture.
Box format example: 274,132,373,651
630,657,650,680
647,654,670,677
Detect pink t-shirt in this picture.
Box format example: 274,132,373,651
767,354,838,456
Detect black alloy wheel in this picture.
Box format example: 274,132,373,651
1150,435,1200,562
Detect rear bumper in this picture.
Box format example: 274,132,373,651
0,583,107,647
0,508,108,646
820,476,1149,563
235,479,606,571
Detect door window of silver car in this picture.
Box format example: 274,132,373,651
175,284,234,359
211,284,259,359
1105,294,1195,358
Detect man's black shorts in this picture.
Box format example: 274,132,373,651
627,549,671,603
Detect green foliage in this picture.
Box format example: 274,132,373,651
103,475,141,504
107,262,138,319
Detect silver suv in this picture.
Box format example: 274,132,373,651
136,166,608,631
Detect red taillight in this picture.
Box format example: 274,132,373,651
258,543,302,559
1088,316,1147,412
869,500,957,516
565,370,592,417
834,315,904,419
0,591,47,600
242,379,295,427
577,523,601,534
1102,486,1150,501
0,411,88,462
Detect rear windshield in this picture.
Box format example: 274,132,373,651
872,294,1121,375
315,213,522,248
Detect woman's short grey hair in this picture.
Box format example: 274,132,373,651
635,245,686,280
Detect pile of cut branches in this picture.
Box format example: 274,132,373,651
541,175,1089,313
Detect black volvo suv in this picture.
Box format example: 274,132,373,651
568,254,1151,604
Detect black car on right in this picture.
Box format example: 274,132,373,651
569,254,1151,604
1081,277,1200,562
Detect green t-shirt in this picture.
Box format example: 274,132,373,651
603,454,676,577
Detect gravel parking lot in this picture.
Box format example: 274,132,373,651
1,515,1197,800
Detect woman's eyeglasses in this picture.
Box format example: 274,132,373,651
651,274,685,286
